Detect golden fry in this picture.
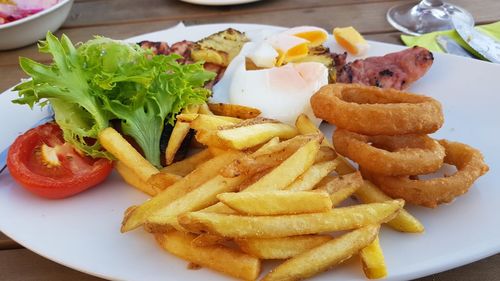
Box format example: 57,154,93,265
236,235,332,259
161,149,213,177
217,122,299,150
198,102,214,115
177,113,241,123
165,121,192,165
360,235,388,279
201,139,321,215
286,161,338,191
295,113,332,147
208,102,261,119
251,134,317,157
245,139,320,192
314,146,337,163
315,172,363,206
146,167,247,231
355,180,424,233
179,200,403,238
191,233,228,247
121,151,242,232
155,231,260,281
98,127,158,182
195,129,228,148
262,225,379,281
115,161,159,196
218,191,332,215
147,172,182,191
191,115,240,134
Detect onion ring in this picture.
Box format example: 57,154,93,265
361,140,489,208
333,129,445,176
310,83,444,135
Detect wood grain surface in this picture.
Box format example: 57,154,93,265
1,0,499,280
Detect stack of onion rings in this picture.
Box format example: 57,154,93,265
310,83,444,135
312,83,489,208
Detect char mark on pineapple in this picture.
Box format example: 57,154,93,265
335,46,434,90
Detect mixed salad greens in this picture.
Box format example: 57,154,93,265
13,32,215,168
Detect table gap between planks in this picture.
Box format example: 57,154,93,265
1,0,500,280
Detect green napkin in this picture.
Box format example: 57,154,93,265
401,21,500,59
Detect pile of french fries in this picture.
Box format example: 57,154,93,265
98,103,425,281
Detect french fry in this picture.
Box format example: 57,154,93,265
236,235,332,259
201,139,321,214
286,161,338,191
360,235,387,279
161,149,213,177
332,155,424,232
236,168,274,192
147,172,183,191
244,139,320,192
314,146,337,163
98,127,158,182
115,161,159,196
251,134,317,157
195,129,228,148
165,105,200,165
221,135,319,178
121,151,242,232
155,231,260,281
198,102,214,115
190,114,240,131
262,225,380,281
192,233,228,247
217,191,332,215
332,154,357,176
315,172,363,206
145,155,247,232
165,122,192,165
177,113,242,123
217,122,299,150
179,200,403,238
355,180,424,233
207,146,233,156
295,113,332,147
258,136,279,148
208,103,262,119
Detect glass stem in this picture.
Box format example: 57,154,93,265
418,0,444,8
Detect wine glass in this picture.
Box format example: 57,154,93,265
387,0,474,36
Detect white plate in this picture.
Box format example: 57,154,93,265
0,23,499,281
179,0,261,6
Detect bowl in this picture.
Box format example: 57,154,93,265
0,0,74,50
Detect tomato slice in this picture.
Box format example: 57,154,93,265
7,122,113,199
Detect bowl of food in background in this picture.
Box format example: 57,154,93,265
0,0,73,50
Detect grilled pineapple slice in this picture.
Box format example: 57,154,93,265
191,28,249,67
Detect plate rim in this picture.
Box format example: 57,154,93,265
1,22,499,281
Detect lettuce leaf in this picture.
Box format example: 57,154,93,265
13,32,215,167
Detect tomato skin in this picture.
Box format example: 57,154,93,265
7,123,113,199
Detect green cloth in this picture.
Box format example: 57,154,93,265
401,21,500,59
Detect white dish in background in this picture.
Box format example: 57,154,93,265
0,0,73,50
180,0,261,6
0,23,499,281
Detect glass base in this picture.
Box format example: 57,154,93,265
387,1,474,36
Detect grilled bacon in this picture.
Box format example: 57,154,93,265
336,46,434,90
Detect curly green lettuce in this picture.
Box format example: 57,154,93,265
13,32,215,167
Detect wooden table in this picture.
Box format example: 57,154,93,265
1,0,499,280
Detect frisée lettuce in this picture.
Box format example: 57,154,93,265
13,32,215,167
